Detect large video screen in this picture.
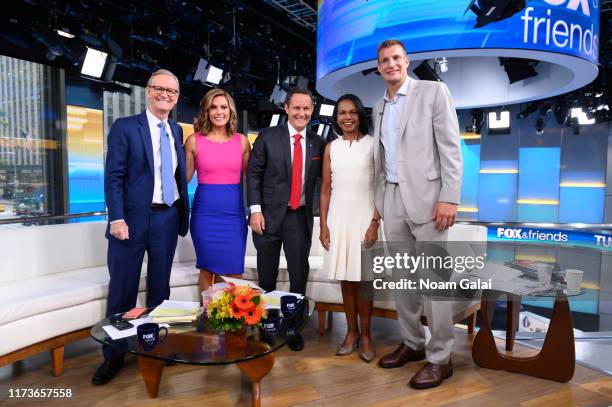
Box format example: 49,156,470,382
317,0,600,80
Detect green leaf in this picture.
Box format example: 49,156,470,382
252,296,260,305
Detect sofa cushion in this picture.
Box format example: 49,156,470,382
0,262,199,326
0,222,108,283
244,256,328,283
0,267,109,326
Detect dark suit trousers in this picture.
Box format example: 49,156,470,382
103,206,180,362
253,207,311,295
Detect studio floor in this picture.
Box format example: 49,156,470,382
1,315,611,406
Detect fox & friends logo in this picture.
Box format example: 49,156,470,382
496,227,569,242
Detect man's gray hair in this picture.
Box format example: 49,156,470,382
147,69,180,91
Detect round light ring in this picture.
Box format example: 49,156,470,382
316,0,600,108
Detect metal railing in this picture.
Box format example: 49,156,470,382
0,211,107,226
1,212,610,233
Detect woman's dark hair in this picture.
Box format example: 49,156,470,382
331,94,369,136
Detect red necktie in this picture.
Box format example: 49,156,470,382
289,134,303,210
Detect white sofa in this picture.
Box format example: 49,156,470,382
0,221,199,376
0,220,485,375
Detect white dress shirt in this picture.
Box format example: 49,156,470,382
146,109,180,204
250,123,306,214
380,77,410,183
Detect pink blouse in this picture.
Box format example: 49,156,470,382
194,133,243,184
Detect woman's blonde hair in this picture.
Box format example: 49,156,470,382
194,89,238,135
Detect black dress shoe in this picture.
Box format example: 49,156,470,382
288,334,304,351
91,360,124,385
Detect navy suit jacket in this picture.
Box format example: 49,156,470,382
104,112,189,240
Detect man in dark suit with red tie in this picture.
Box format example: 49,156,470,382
247,88,323,351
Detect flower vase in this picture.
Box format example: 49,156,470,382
224,326,247,348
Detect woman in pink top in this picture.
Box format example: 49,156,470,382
185,89,250,293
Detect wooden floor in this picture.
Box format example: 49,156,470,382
1,316,611,407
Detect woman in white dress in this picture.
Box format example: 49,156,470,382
320,94,381,362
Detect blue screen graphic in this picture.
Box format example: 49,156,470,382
317,0,600,80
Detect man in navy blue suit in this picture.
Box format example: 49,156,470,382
92,69,189,385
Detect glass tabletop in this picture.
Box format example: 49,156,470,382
90,297,313,365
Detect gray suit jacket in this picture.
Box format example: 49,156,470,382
372,79,462,224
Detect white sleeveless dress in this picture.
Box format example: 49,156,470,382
324,135,377,281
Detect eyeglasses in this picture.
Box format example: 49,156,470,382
148,86,179,97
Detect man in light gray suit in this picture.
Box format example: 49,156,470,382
373,39,462,389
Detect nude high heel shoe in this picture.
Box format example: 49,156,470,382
359,340,375,362
336,335,360,356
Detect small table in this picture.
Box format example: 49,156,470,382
91,298,313,407
472,285,577,382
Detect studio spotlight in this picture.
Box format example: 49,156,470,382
554,103,569,125
269,85,287,107
317,124,325,136
361,67,379,76
535,118,545,136
436,58,449,73
413,61,441,82
570,117,580,134
81,47,108,78
465,0,527,28
206,66,223,85
283,75,309,89
570,107,595,125
56,29,75,39
594,106,610,122
499,57,538,84
516,102,539,119
466,109,483,134
194,58,223,85
319,104,334,117
488,110,510,134
539,103,552,116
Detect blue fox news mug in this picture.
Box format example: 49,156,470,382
137,323,168,350
262,309,281,338
280,295,303,318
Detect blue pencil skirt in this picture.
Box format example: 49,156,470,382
190,184,246,275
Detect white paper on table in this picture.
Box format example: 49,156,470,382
469,262,523,282
261,290,305,309
102,316,170,340
220,276,263,290
149,300,201,317
493,278,553,296
153,300,200,311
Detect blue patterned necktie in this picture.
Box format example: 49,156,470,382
158,122,175,206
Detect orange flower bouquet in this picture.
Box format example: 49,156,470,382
205,283,267,333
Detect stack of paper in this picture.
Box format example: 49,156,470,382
470,263,523,282
149,300,201,323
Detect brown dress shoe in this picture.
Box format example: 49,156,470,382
409,360,453,389
377,343,425,369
